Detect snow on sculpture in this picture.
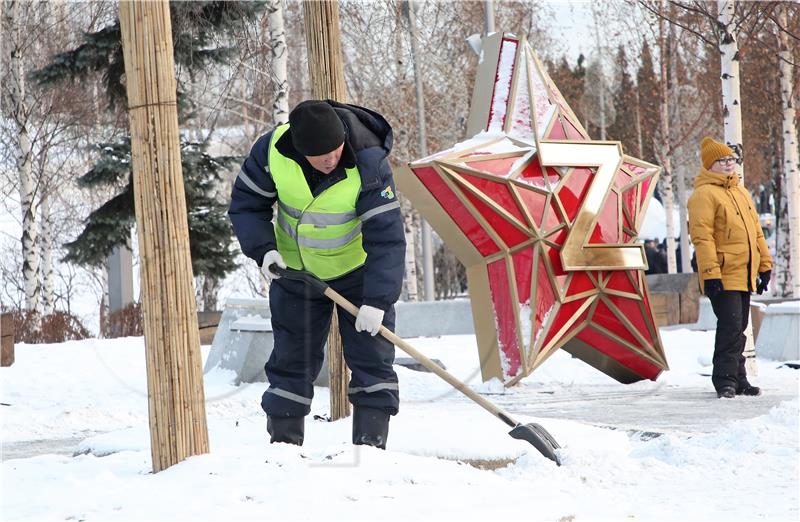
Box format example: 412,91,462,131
398,33,669,385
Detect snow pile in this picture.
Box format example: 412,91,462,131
2,330,798,521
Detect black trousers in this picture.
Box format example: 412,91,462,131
261,268,399,418
709,290,750,391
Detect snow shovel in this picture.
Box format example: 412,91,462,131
269,265,562,465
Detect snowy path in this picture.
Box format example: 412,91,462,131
498,380,799,436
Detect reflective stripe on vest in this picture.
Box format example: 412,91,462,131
269,124,367,280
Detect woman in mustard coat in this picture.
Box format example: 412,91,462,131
687,137,773,399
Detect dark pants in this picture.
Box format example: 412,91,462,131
261,268,399,418
709,290,750,391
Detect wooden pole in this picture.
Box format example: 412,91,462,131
118,0,209,473
302,0,350,421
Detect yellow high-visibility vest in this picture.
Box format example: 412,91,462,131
269,124,366,280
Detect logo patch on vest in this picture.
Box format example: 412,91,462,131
380,186,395,199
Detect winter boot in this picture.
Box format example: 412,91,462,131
736,381,762,396
352,407,390,449
716,386,736,399
267,415,304,446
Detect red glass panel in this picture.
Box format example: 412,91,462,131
621,187,638,225
413,166,500,256
487,259,522,376
558,167,593,223
459,172,527,223
518,158,546,187
546,118,567,140
606,270,639,295
567,271,596,297
512,248,534,304
464,157,521,178
575,326,662,380
623,162,646,177
545,238,567,278
459,188,530,248
608,292,654,345
589,190,620,244
486,38,519,131
543,198,564,233
613,167,632,190
532,256,556,343
562,117,586,140
639,177,652,207
516,188,548,228
591,299,641,349
541,299,589,350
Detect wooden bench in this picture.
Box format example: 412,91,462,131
645,273,701,327
197,311,222,345
1,312,14,366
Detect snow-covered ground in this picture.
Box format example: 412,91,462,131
2,329,798,521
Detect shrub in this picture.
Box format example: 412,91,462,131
102,302,143,338
11,310,91,344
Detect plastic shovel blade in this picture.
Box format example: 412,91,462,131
509,423,562,466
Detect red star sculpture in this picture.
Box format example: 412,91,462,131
398,34,668,385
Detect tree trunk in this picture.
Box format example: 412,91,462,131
658,4,677,273
778,6,799,297
405,0,435,301
634,89,644,158
40,191,55,315
669,21,691,274
5,1,40,313
201,276,219,312
718,0,745,169
401,196,419,301
777,170,791,296
119,0,209,473
303,0,350,421
266,0,289,125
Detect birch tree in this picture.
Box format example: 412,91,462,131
265,0,289,124
658,2,677,273
777,4,799,297
3,0,40,313
718,1,745,170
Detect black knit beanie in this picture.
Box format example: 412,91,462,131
288,100,345,156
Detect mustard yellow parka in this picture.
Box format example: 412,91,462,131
687,168,773,293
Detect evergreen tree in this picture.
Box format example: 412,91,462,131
636,40,660,165
30,1,265,291
608,45,638,157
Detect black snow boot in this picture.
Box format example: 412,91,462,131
267,416,304,446
736,381,762,396
352,407,390,449
717,386,736,399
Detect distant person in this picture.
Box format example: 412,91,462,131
687,137,773,399
645,239,666,274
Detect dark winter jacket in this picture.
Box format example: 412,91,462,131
228,101,406,311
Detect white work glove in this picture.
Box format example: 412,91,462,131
261,250,286,280
355,304,385,336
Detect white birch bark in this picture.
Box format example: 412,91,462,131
776,177,791,296
669,24,691,274
778,7,799,297
718,1,756,374
658,7,676,273
40,191,55,315
718,0,745,174
266,0,288,125
5,0,40,313
402,198,419,301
